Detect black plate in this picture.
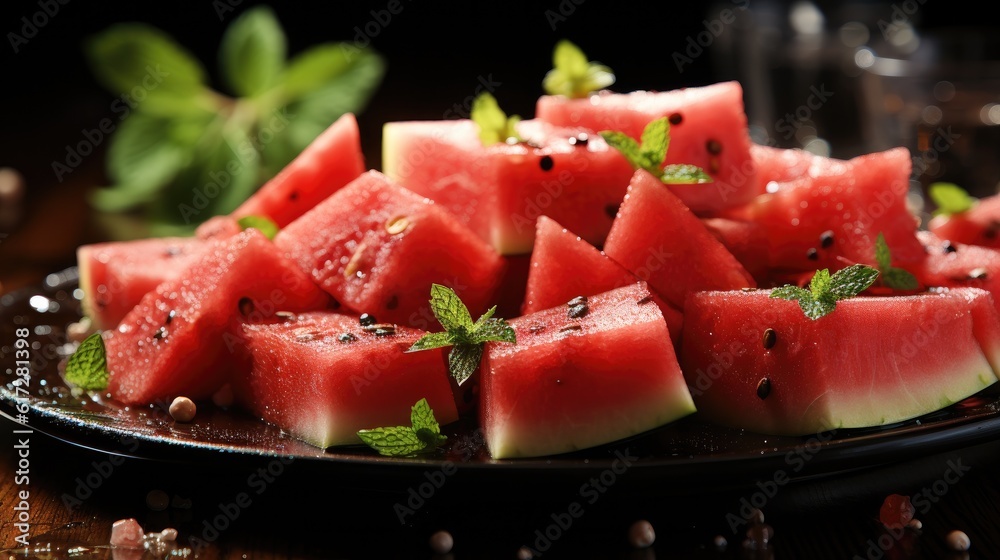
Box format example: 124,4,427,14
4,267,1000,494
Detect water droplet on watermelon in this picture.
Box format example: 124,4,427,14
359,313,377,326
765,181,780,194
943,241,957,253
337,333,356,343
568,133,589,146
820,230,835,248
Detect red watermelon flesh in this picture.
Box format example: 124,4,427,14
382,118,635,255
480,282,696,458
77,237,208,330
743,147,923,274
681,288,1000,436
194,215,242,241
701,217,771,282
522,215,683,347
603,169,755,309
928,193,1000,249
274,170,505,327
916,231,1000,316
233,311,458,448
749,143,836,195
230,113,365,228
535,81,756,214
104,229,330,405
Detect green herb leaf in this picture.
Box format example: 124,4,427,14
660,164,713,184
429,284,474,335
279,43,353,100
357,398,448,457
771,265,879,320
219,6,286,97
237,215,279,240
542,40,616,98
874,233,919,290
356,426,428,457
929,182,976,216
448,344,484,386
471,92,521,146
408,286,515,384
601,118,712,186
85,23,207,100
64,333,110,391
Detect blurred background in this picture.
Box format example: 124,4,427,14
1,0,997,294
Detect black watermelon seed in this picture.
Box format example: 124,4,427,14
636,294,654,305
943,241,957,253
153,327,168,340
164,246,183,257
605,203,620,219
359,313,377,326
338,332,356,343
970,268,988,280
289,191,299,201
820,230,834,248
806,248,819,260
986,229,997,240
463,389,476,403
238,297,255,315
529,323,546,334
165,310,176,325
757,378,772,400
559,324,582,333
668,112,683,126
568,304,589,319
539,155,555,171
386,295,399,310
706,139,723,155
567,296,588,307
374,326,396,337
762,328,776,349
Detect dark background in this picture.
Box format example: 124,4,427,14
0,0,996,289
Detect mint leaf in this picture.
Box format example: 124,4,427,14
771,265,879,320
237,215,279,240
660,164,713,184
357,398,448,457
219,6,286,97
410,398,440,434
356,426,427,457
449,344,484,386
601,118,712,186
429,284,474,335
408,332,454,352
85,24,207,100
542,40,615,98
407,285,515,384
929,182,976,216
279,43,352,100
471,92,521,146
471,318,516,344
64,332,110,391
874,233,919,290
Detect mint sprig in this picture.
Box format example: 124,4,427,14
356,398,448,457
770,265,880,320
471,92,521,146
64,332,110,391
600,117,712,185
929,182,976,216
84,6,385,236
875,233,919,290
407,284,515,385
237,215,279,240
542,40,615,98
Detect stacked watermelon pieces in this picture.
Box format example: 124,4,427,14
73,77,1000,459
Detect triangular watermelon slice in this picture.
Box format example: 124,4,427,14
104,229,330,405
603,169,755,309
523,215,682,347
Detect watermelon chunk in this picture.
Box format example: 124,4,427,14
739,147,924,275
749,143,832,195
196,113,365,235
382,118,634,254
480,283,696,459
701,217,770,282
522,215,683,347
916,231,1000,316
928,192,1000,249
274,170,504,326
681,288,1000,436
104,229,330,405
77,237,208,330
603,169,755,309
233,311,458,448
535,81,757,214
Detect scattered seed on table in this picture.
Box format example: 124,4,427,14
169,396,196,423
429,530,453,554
145,489,169,511
947,530,970,551
628,520,656,548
